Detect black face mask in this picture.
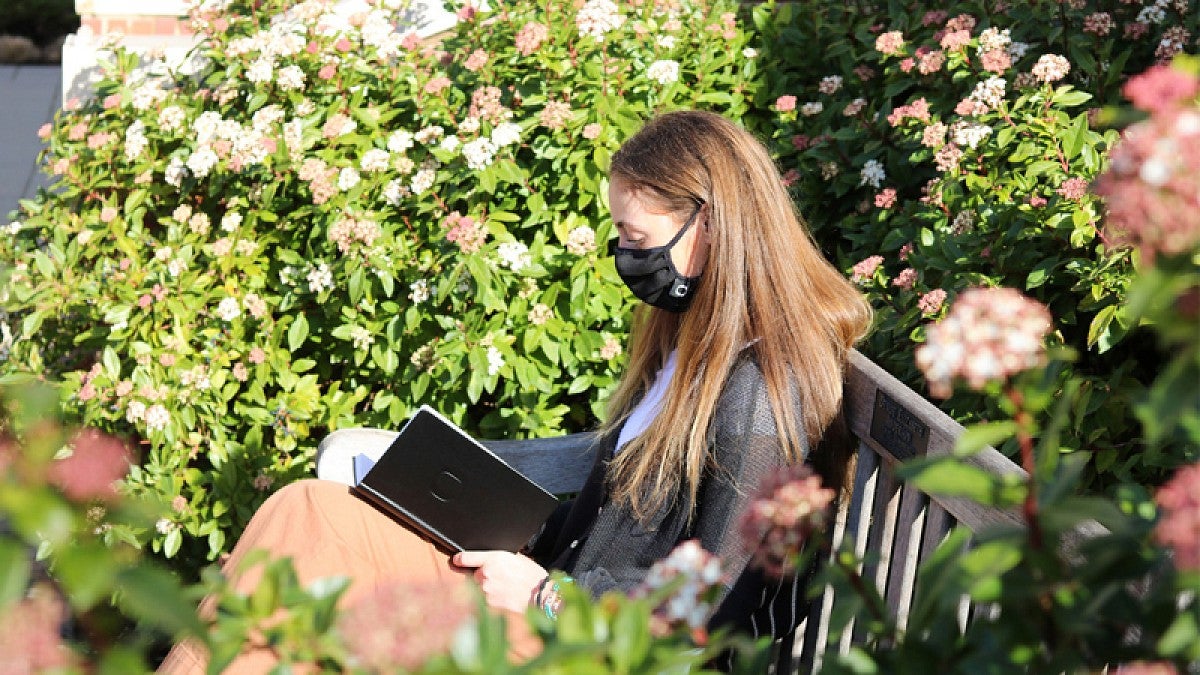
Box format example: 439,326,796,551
613,203,704,313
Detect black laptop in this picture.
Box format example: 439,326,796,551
352,406,559,553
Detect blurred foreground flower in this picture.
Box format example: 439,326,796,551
1154,462,1200,574
740,464,835,579
338,581,475,672
635,540,727,637
0,584,76,674
915,287,1053,398
1093,63,1200,262
47,428,133,502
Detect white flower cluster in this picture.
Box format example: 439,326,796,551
646,59,681,85
970,76,1007,111
952,122,993,149
439,135,461,154
566,225,597,255
486,345,504,376
408,279,430,303
491,122,522,148
977,27,1012,53
361,9,406,59
216,297,242,322
800,101,824,116
307,262,334,293
0,318,13,363
636,540,726,631
859,159,886,188
360,148,390,172
1137,2,1168,24
125,120,148,161
350,326,374,351
1007,41,1030,60
410,166,436,194
388,129,415,153
338,167,361,191
818,75,843,94
158,106,186,132
276,64,306,91
576,0,625,39
130,79,169,112
462,137,497,170
496,241,531,271
180,365,212,390
383,179,410,205
415,126,444,144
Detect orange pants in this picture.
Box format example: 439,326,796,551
158,479,540,673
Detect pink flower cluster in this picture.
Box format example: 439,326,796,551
47,428,133,502
469,85,508,123
875,31,905,56
444,212,487,253
635,540,728,634
1094,66,1200,261
893,267,918,290
338,581,474,671
515,21,549,56
776,95,797,112
540,100,573,130
739,464,836,579
875,188,897,209
887,97,932,126
328,216,381,254
0,587,75,673
915,287,1053,398
1154,462,1200,573
917,288,947,315
1057,177,1089,200
851,255,884,282
1083,12,1115,36
297,157,338,205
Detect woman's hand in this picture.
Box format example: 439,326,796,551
452,551,548,614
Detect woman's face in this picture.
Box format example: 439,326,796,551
608,178,710,278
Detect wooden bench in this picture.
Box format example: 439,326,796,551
315,349,1025,673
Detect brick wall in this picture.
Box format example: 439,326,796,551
74,0,192,40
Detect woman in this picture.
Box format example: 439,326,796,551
160,110,871,672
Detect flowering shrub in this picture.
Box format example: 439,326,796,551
800,59,1200,672
749,1,1200,490
0,382,773,672
0,0,759,568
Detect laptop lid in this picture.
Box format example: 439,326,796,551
354,406,559,553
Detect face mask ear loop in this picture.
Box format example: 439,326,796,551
663,202,705,249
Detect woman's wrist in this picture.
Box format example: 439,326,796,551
532,573,573,620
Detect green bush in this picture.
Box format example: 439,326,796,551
0,0,758,571
745,0,1199,490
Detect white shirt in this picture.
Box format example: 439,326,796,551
615,349,678,453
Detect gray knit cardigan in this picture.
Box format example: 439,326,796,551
528,353,816,641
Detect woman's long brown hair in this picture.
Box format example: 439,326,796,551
602,110,872,522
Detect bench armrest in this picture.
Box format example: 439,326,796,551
315,428,602,494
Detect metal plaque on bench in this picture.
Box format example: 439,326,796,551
869,389,930,460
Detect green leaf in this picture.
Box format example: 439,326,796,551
115,565,205,636
164,527,182,558
955,421,1019,457
289,314,309,352
1159,610,1199,657
898,457,1025,507
1062,113,1089,160
0,540,31,606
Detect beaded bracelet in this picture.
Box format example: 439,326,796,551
538,575,573,620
